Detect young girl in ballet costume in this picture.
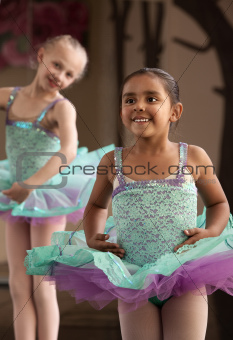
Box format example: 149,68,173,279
0,35,113,340
26,68,233,340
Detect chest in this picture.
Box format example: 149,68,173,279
121,153,180,181
112,184,197,265
8,95,58,132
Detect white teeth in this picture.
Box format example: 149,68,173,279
134,118,150,122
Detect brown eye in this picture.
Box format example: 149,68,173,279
125,98,135,104
148,97,157,102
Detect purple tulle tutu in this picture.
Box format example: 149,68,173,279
44,248,233,312
25,144,233,312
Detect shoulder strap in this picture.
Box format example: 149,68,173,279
6,87,21,117
37,98,67,122
178,142,188,177
114,147,126,186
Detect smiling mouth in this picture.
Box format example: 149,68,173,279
132,118,151,123
48,77,59,88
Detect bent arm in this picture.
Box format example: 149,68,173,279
193,146,230,236
174,145,230,251
2,99,78,203
83,153,125,257
0,87,14,110
24,100,77,187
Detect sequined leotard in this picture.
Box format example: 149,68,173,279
25,143,233,310
0,87,114,224
112,144,196,266
6,87,62,183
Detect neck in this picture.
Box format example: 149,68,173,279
24,77,60,100
132,135,171,155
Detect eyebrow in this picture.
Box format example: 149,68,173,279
123,91,161,98
53,60,75,75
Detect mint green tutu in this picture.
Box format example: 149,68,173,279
0,87,114,224
25,143,233,311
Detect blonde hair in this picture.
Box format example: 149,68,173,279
43,35,88,80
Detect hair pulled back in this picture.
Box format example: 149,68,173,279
120,68,180,106
42,35,88,80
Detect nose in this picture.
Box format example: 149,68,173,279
52,72,63,85
133,97,145,111
134,104,145,112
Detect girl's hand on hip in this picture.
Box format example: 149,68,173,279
2,182,32,203
87,233,125,258
174,228,215,252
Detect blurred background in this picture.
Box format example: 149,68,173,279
0,0,233,339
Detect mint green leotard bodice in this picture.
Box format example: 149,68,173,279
112,143,197,266
6,87,62,183
0,87,114,220
24,144,233,310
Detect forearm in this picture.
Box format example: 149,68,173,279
205,201,230,236
83,202,108,245
23,147,76,187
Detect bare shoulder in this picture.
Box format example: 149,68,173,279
0,87,14,109
98,150,115,182
99,150,115,167
52,98,76,122
187,144,212,165
187,144,215,180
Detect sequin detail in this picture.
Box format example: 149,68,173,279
5,87,62,182
112,143,198,267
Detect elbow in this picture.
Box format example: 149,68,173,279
222,197,230,216
226,201,230,217
67,150,77,164
60,148,77,165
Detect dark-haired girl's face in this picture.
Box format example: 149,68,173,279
121,74,181,139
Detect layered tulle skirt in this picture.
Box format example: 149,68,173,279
0,144,114,225
25,211,233,311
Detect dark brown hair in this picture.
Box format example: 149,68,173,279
119,68,181,132
120,67,180,106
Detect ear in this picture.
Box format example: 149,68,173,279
169,102,183,123
37,47,45,63
120,109,122,119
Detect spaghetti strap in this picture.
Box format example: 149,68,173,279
6,87,21,118
177,142,188,179
180,142,188,168
114,147,126,186
6,88,67,124
37,98,67,122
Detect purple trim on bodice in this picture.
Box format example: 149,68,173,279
6,87,66,139
112,143,195,198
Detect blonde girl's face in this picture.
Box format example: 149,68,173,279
121,74,182,138
37,41,86,92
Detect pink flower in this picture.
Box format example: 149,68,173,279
0,0,29,69
32,2,66,47
0,0,27,34
0,55,8,69
0,0,89,70
12,12,28,37
61,1,88,42
32,1,88,46
1,38,30,67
